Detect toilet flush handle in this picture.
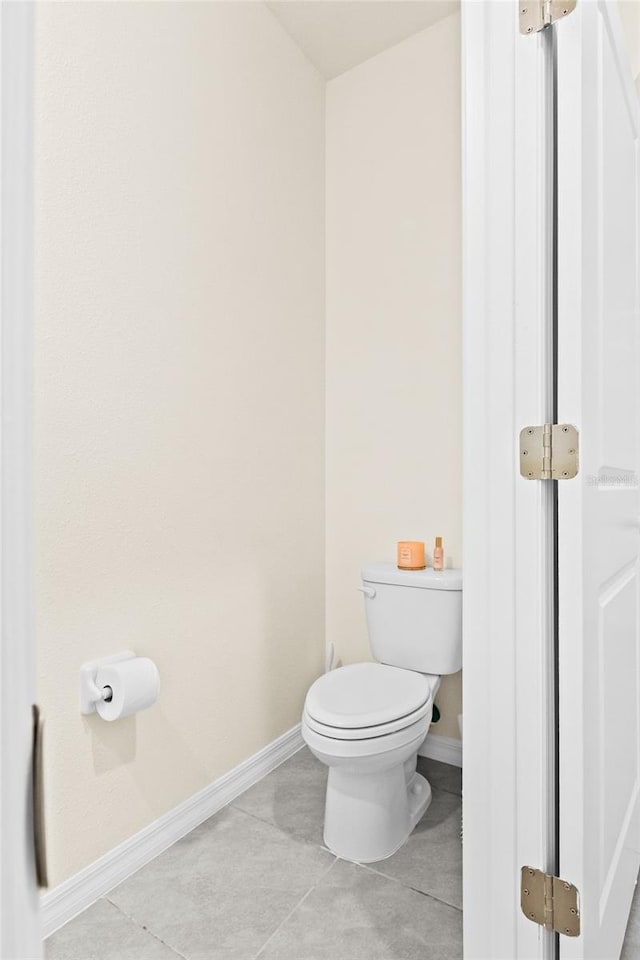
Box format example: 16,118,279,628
357,586,376,599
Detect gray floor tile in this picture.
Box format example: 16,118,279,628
368,787,462,909
108,806,334,960
257,858,462,960
47,752,466,960
231,747,327,846
622,880,640,959
417,756,462,797
45,898,181,960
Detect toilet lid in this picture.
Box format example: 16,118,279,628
304,662,438,729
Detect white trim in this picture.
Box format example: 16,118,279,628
418,733,462,768
462,4,555,959
41,724,304,939
0,4,41,957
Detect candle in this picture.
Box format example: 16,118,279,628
397,541,426,571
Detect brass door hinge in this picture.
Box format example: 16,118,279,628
519,423,579,480
520,0,577,35
521,866,580,937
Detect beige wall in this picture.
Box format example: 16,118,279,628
619,0,640,85
34,1,325,886
325,13,462,739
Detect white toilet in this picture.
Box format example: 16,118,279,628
302,563,462,864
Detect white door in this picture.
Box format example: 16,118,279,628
0,2,42,956
557,1,640,957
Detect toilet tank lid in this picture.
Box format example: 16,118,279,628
361,564,462,591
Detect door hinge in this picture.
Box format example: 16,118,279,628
519,423,579,480
521,866,580,937
519,0,577,35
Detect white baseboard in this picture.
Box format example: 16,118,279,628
418,732,463,768
41,723,304,939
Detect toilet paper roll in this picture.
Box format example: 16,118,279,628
95,657,160,722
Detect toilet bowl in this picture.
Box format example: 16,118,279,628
302,563,462,864
302,661,440,863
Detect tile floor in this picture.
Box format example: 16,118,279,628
622,881,640,960
46,749,463,960
45,747,640,960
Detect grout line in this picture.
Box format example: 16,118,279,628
357,862,463,913
411,886,463,913
52,748,465,955
229,803,330,856
430,785,462,798
252,857,339,959
104,896,189,960
232,780,463,913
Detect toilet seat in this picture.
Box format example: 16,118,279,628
302,711,432,760
303,662,439,740
303,698,433,740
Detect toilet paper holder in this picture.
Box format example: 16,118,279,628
80,651,136,715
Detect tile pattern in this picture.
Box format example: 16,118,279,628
45,898,182,960
257,859,462,960
43,748,640,958
46,750,463,960
108,807,334,960
367,782,463,909
232,745,328,847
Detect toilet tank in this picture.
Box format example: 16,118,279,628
361,563,462,675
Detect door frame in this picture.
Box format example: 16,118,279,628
462,3,557,957
0,1,41,955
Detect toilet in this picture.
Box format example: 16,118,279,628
302,562,462,864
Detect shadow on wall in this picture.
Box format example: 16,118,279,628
86,714,137,773
85,709,210,810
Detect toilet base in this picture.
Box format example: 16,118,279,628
323,759,432,864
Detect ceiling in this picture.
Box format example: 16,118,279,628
266,1,460,80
